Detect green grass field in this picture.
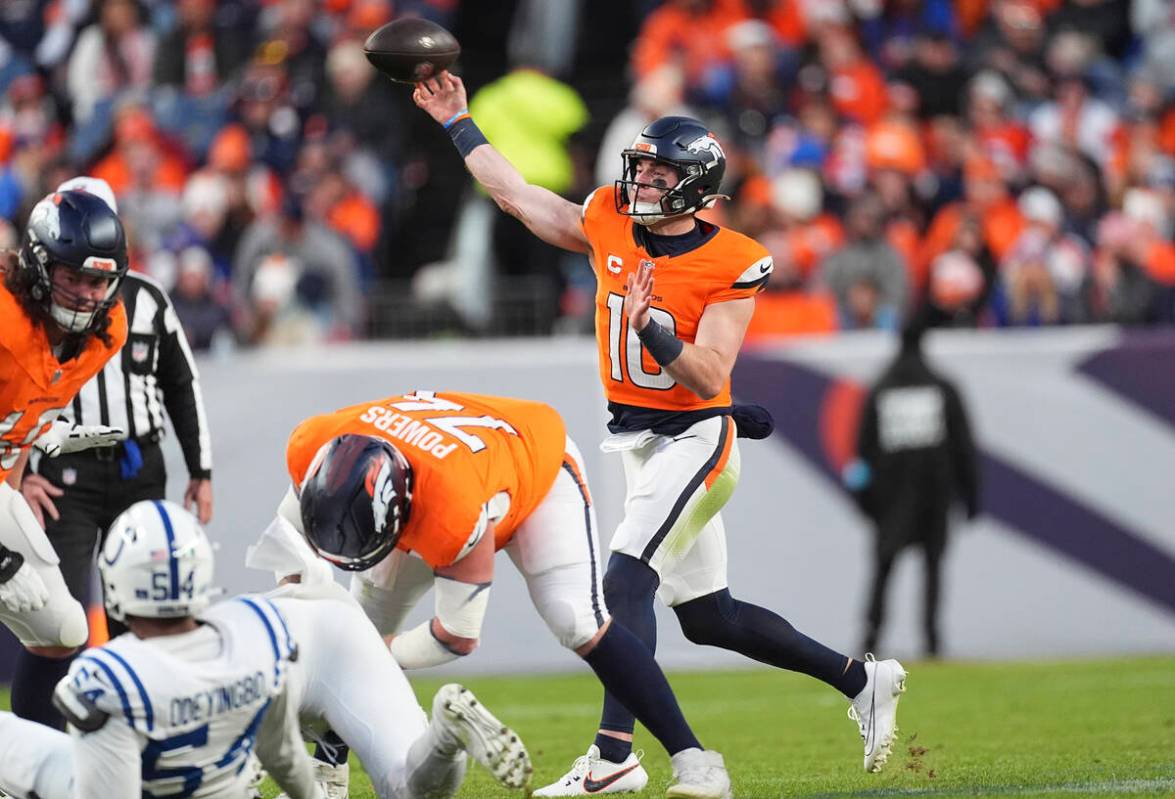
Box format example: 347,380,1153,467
6,656,1174,798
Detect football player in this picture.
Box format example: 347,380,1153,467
248,517,533,799
0,499,321,799
260,391,733,799
414,74,907,791
0,190,129,685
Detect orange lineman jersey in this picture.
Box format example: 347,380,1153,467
581,186,773,413
286,391,567,569
0,282,127,480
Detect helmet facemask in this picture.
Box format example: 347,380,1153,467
19,191,128,335
617,154,695,226
46,259,123,333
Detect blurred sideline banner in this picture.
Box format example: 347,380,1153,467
2,328,1173,680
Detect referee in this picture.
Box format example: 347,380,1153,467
12,177,213,728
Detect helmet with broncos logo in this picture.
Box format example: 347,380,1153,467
615,116,727,225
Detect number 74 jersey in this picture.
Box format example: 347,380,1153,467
286,392,567,569
582,186,772,412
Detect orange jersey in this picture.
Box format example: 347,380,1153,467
0,283,127,480
286,391,567,569
581,187,772,413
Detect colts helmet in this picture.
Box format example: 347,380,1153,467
615,115,727,224
100,500,216,622
17,190,128,334
299,435,414,571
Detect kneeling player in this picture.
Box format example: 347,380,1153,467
0,500,320,799
247,520,532,799
263,391,733,799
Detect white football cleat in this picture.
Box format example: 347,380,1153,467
434,683,532,790
533,744,648,796
278,760,348,799
666,748,731,799
848,654,908,773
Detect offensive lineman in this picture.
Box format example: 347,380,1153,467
266,390,733,799
0,190,129,675
413,72,907,793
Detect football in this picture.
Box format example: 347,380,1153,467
363,18,461,84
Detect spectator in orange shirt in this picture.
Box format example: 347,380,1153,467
967,70,1032,184
739,0,807,48
631,0,746,91
764,167,844,282
818,25,888,126
90,104,190,200
918,156,1024,279
306,170,381,257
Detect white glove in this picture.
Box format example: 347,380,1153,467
34,420,125,457
0,552,49,613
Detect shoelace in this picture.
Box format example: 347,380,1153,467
562,754,595,784
847,705,866,739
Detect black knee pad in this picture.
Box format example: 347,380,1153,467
673,589,737,645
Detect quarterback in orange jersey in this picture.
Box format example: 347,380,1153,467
415,73,908,791
253,391,732,799
0,189,129,663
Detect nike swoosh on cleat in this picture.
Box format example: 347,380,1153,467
583,764,641,793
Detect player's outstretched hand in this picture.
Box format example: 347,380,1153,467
0,555,49,613
624,260,655,332
413,71,469,126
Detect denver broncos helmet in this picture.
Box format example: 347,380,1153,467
299,434,413,571
615,116,727,224
17,190,128,334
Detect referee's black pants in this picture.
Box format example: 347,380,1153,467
11,440,166,726
35,439,168,637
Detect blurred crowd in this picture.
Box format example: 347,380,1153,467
1,0,1174,348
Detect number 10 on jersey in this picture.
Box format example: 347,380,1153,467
606,292,677,391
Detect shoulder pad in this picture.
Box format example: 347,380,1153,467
731,256,773,290
53,681,110,733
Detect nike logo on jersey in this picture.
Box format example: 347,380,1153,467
584,764,642,793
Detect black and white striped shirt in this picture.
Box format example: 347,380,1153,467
62,273,212,478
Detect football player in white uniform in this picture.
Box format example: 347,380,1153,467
249,512,533,799
0,499,321,799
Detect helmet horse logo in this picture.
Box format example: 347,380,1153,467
685,134,724,168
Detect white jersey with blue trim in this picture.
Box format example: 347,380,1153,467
54,594,298,798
